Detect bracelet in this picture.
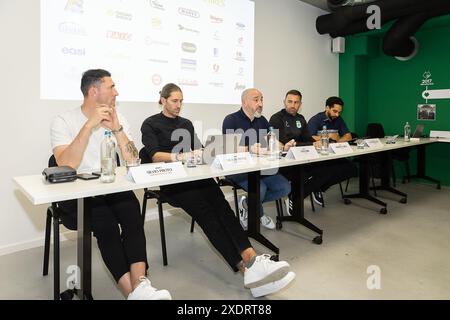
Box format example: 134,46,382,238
111,125,123,134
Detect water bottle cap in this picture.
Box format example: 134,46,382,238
104,130,112,136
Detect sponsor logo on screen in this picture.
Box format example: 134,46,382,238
236,22,246,30
58,22,87,36
148,58,169,64
107,30,132,41
106,10,133,21
152,17,163,30
203,0,225,7
235,51,246,61
181,58,197,70
178,7,200,18
179,78,199,86
209,82,224,87
182,42,197,53
145,37,170,47
178,24,200,35
235,83,246,90
65,0,84,14
210,15,223,23
149,0,165,10
152,74,162,85
62,47,86,56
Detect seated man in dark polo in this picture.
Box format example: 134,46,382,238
272,92,357,207
222,88,291,230
308,96,352,143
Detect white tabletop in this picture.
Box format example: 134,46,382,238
14,138,438,205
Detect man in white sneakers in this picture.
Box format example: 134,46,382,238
51,69,170,300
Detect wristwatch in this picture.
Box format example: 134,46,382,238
111,125,123,134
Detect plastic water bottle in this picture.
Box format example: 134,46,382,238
320,125,329,155
267,127,279,160
100,131,116,183
404,122,411,142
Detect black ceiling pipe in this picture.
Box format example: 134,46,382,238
317,0,450,59
317,0,450,37
327,0,378,12
383,13,428,57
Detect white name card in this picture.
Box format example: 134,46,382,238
128,162,187,184
286,146,320,161
214,152,254,170
329,142,354,155
365,138,384,149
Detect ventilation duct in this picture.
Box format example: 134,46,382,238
316,0,450,60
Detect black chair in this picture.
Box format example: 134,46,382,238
42,155,79,300
139,148,195,267
365,123,395,194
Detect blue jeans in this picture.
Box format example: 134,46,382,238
227,173,291,217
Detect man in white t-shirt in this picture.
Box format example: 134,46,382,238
50,69,171,300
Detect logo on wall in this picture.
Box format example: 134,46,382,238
420,71,434,86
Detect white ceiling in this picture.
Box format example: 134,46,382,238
298,0,330,11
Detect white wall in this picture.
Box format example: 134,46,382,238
0,0,337,255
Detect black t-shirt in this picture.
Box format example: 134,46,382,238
141,112,202,161
269,109,314,146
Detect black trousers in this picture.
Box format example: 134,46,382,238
161,178,252,272
281,159,358,194
58,191,148,282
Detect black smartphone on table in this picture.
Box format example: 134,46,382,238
77,173,100,180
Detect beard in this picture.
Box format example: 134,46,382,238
254,111,262,118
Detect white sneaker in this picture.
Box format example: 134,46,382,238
284,197,292,216
251,271,296,298
260,215,275,230
244,254,290,288
127,277,172,300
312,191,324,207
238,195,248,230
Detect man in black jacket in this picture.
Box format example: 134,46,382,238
269,90,357,208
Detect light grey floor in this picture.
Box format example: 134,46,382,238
1,181,449,300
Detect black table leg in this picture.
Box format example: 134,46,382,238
277,164,323,244
371,151,408,203
409,144,441,189
247,171,280,256
345,154,388,214
76,198,93,300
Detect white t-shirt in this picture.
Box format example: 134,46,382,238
50,107,133,172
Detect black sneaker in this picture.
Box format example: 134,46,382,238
312,191,324,207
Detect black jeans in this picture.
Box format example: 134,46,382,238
281,159,358,195
160,178,252,272
58,191,148,282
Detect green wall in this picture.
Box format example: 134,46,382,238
340,15,450,186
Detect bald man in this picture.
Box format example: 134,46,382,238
222,88,291,230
